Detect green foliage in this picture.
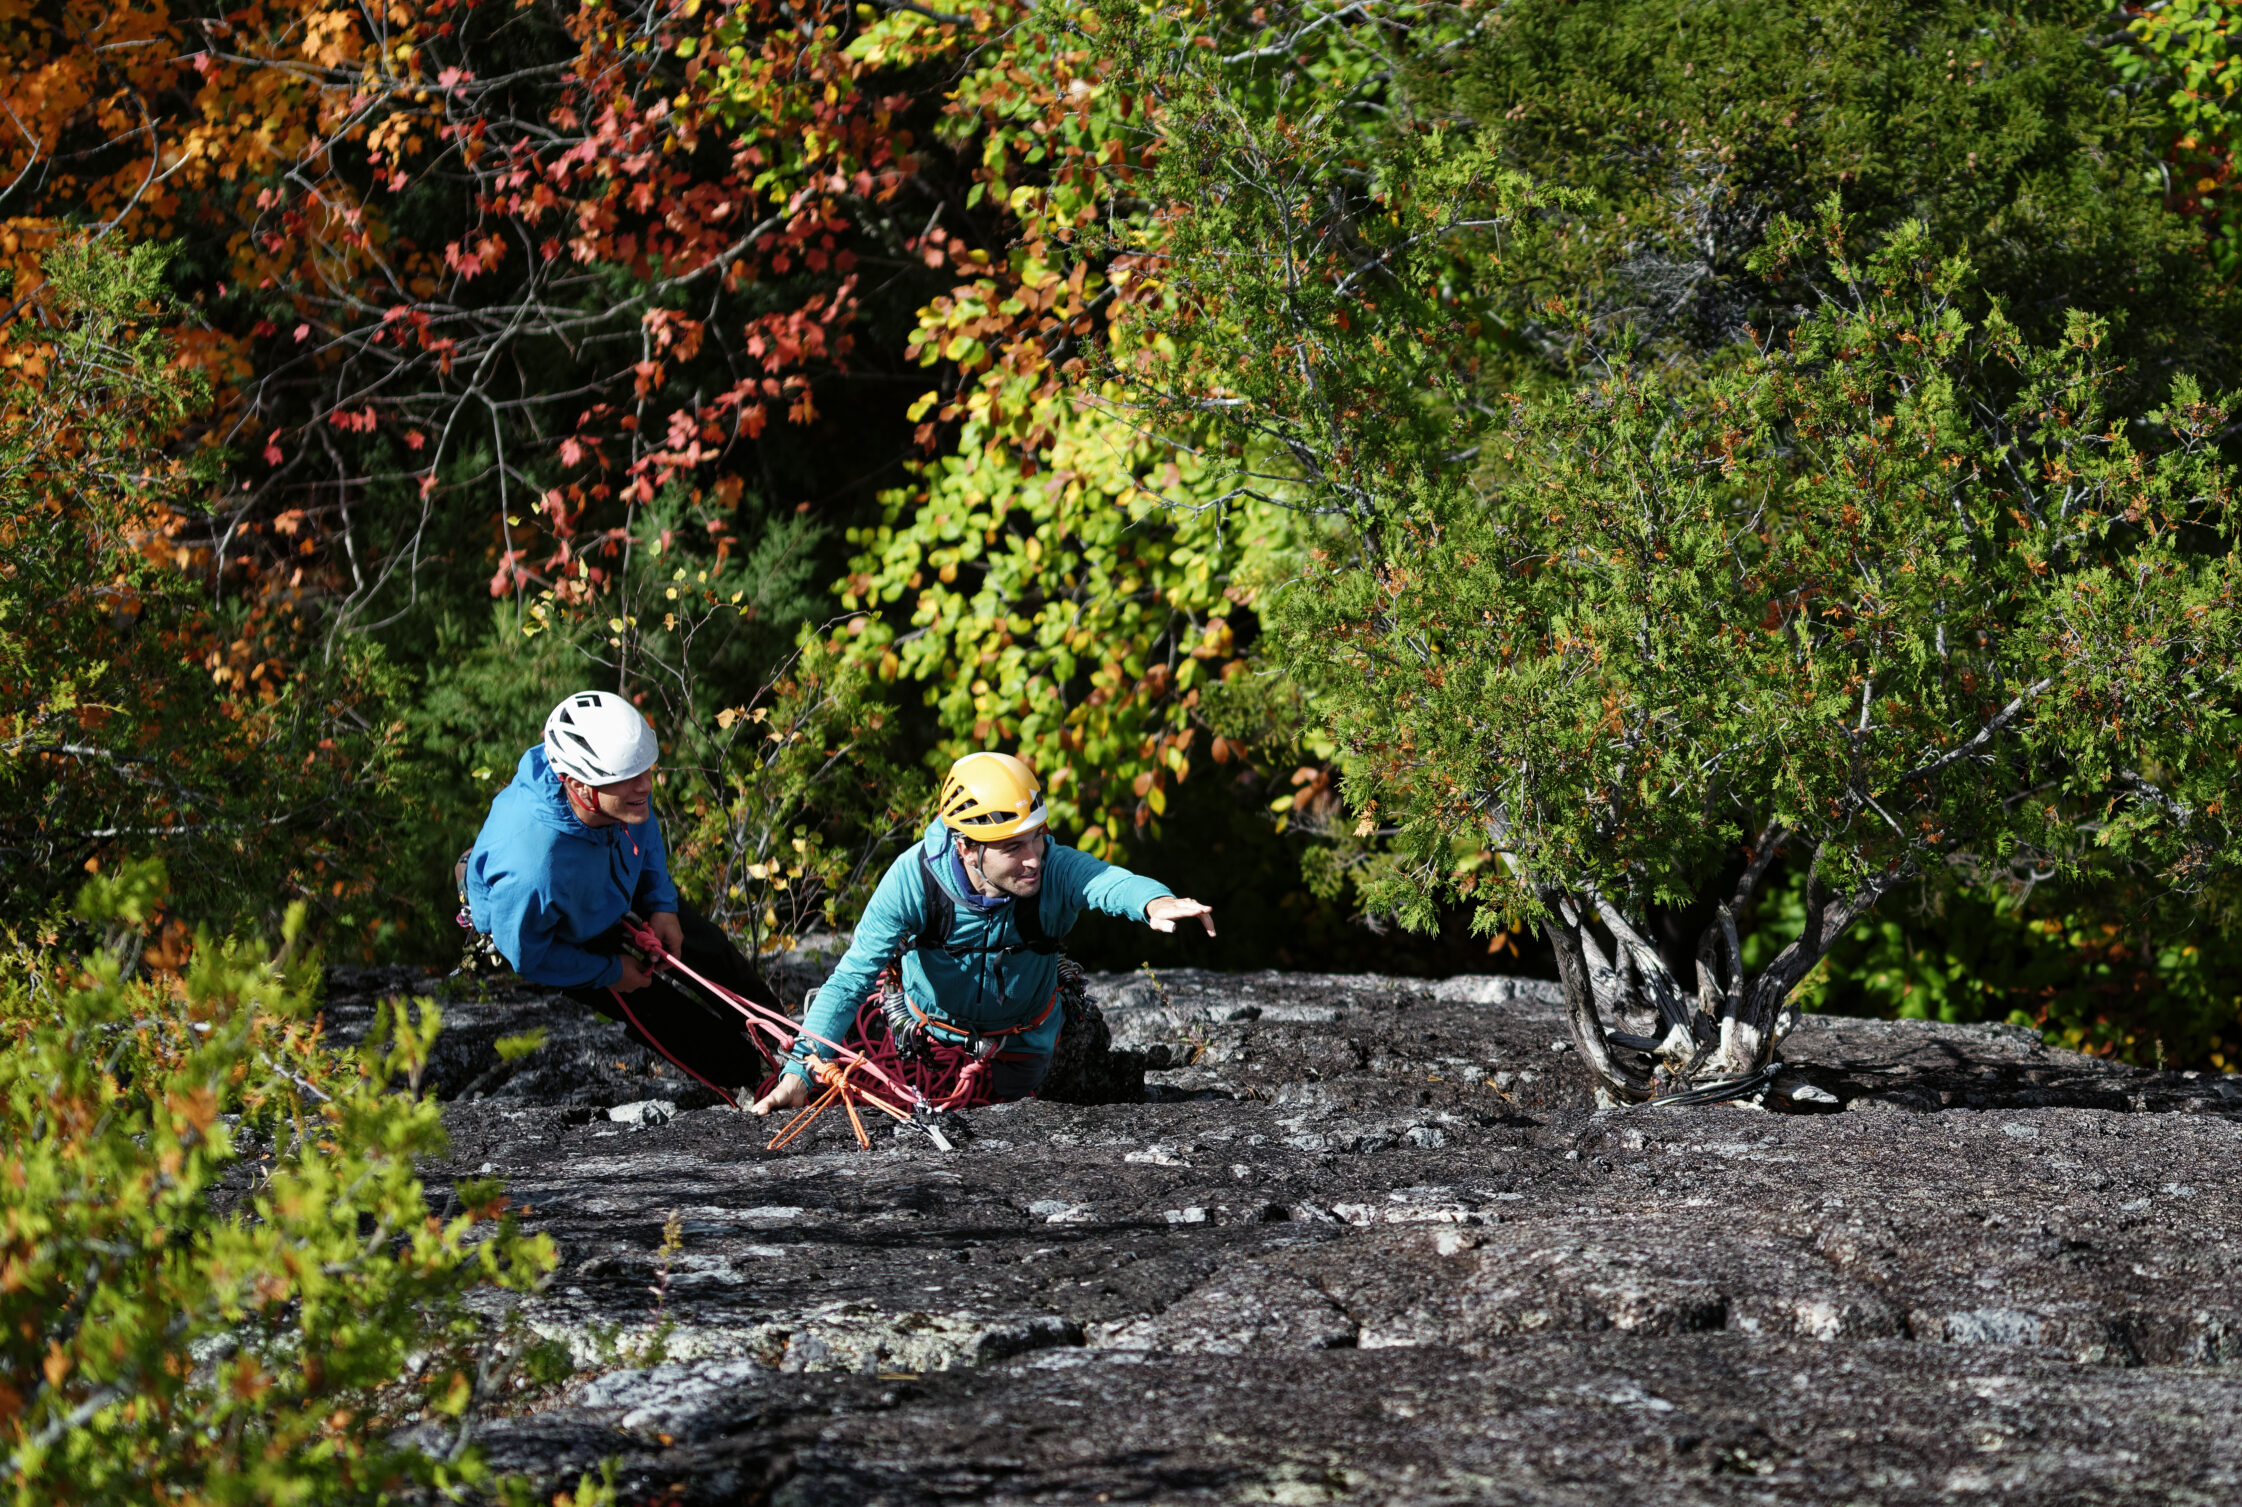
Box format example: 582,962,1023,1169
1414,0,2222,381
658,635,928,959
1148,105,2242,1079
0,861,601,1504
832,0,1307,859
2114,0,2242,277
838,404,1297,859
1123,15,1546,530
493,1028,549,1063
1314,207,2237,922
1750,864,2242,1068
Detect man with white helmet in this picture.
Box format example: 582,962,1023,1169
462,690,778,1099
749,750,1215,1115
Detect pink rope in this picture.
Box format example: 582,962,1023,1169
618,921,921,1111
836,991,1001,1112
618,920,1039,1121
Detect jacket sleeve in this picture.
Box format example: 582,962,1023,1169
787,852,925,1079
1054,843,1173,923
488,875,623,989
632,812,680,915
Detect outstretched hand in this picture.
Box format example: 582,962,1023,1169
1146,896,1217,937
750,1073,811,1116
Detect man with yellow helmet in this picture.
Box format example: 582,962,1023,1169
750,750,1215,1114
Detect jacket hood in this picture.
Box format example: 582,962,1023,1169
515,746,600,839
918,816,951,859
921,817,1027,911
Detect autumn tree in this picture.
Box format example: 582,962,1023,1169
1,0,997,941
0,239,405,927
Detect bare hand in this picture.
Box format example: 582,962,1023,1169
750,1072,812,1116
1146,896,1217,937
646,910,685,960
614,956,654,993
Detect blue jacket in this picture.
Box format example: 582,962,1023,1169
466,746,679,989
789,820,1171,1079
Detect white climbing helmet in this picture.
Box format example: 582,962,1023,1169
542,691,659,785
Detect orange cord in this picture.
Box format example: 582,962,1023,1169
765,1055,912,1152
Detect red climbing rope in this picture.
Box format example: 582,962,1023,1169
607,986,741,1111
832,988,1026,1114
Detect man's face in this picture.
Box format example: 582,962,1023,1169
567,768,655,824
960,830,1046,897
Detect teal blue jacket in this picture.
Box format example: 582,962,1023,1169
787,820,1171,1079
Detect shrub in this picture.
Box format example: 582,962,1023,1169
0,862,596,1504
1142,131,2242,1096
0,238,407,940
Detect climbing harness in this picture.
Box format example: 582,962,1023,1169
862,969,1056,1102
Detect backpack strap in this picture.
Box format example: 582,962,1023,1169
914,848,955,954
912,847,1060,957
1011,880,1059,954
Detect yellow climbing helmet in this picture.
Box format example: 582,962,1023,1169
938,751,1047,841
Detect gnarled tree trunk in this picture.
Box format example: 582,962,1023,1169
1544,833,1902,1103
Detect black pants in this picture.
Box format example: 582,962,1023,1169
984,1051,1052,1101
565,901,781,1097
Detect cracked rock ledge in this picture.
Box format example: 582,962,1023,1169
324,964,2242,1505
